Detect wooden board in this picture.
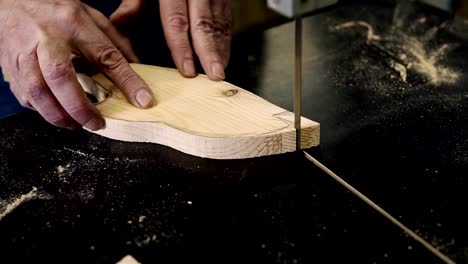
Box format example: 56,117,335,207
78,63,320,159
116,255,140,264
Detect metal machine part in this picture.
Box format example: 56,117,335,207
267,0,338,18
294,17,302,150
267,0,337,150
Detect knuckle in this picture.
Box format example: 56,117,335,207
43,62,71,84
166,12,189,32
213,19,231,37
24,81,47,103
18,98,30,108
193,18,214,34
109,68,141,95
115,69,137,90
97,47,126,70
57,2,83,25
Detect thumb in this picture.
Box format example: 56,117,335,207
110,0,144,28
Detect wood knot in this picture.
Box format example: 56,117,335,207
224,89,238,97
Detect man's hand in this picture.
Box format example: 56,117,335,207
159,0,232,80
110,0,232,81
0,0,154,131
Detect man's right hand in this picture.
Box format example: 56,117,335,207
0,0,154,130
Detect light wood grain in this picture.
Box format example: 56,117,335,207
79,63,319,159
116,255,140,264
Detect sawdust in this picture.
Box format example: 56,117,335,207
391,61,407,82
334,20,460,85
401,37,459,84
417,17,427,24
334,21,381,43
63,147,87,157
0,187,50,222
56,164,69,174
138,215,146,223
415,229,457,253
123,192,185,249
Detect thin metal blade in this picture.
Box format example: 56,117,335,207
294,17,302,151
303,151,455,264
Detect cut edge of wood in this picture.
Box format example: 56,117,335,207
87,117,320,160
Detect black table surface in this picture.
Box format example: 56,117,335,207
1,1,468,263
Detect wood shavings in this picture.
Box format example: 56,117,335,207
0,187,38,221
334,20,460,85
138,215,146,223
116,255,141,264
334,21,381,43
57,165,67,174
391,61,408,82
417,17,427,24
402,36,459,84
63,147,87,157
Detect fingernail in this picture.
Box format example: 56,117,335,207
136,89,153,108
183,59,196,77
211,62,225,80
85,117,105,131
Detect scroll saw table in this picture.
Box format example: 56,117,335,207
1,1,468,263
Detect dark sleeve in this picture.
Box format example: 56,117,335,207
0,70,28,118
80,0,121,17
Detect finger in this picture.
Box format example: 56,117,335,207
210,0,232,67
74,22,154,108
82,3,139,63
16,51,82,128
189,0,225,80
110,0,144,28
37,39,104,131
159,0,196,77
